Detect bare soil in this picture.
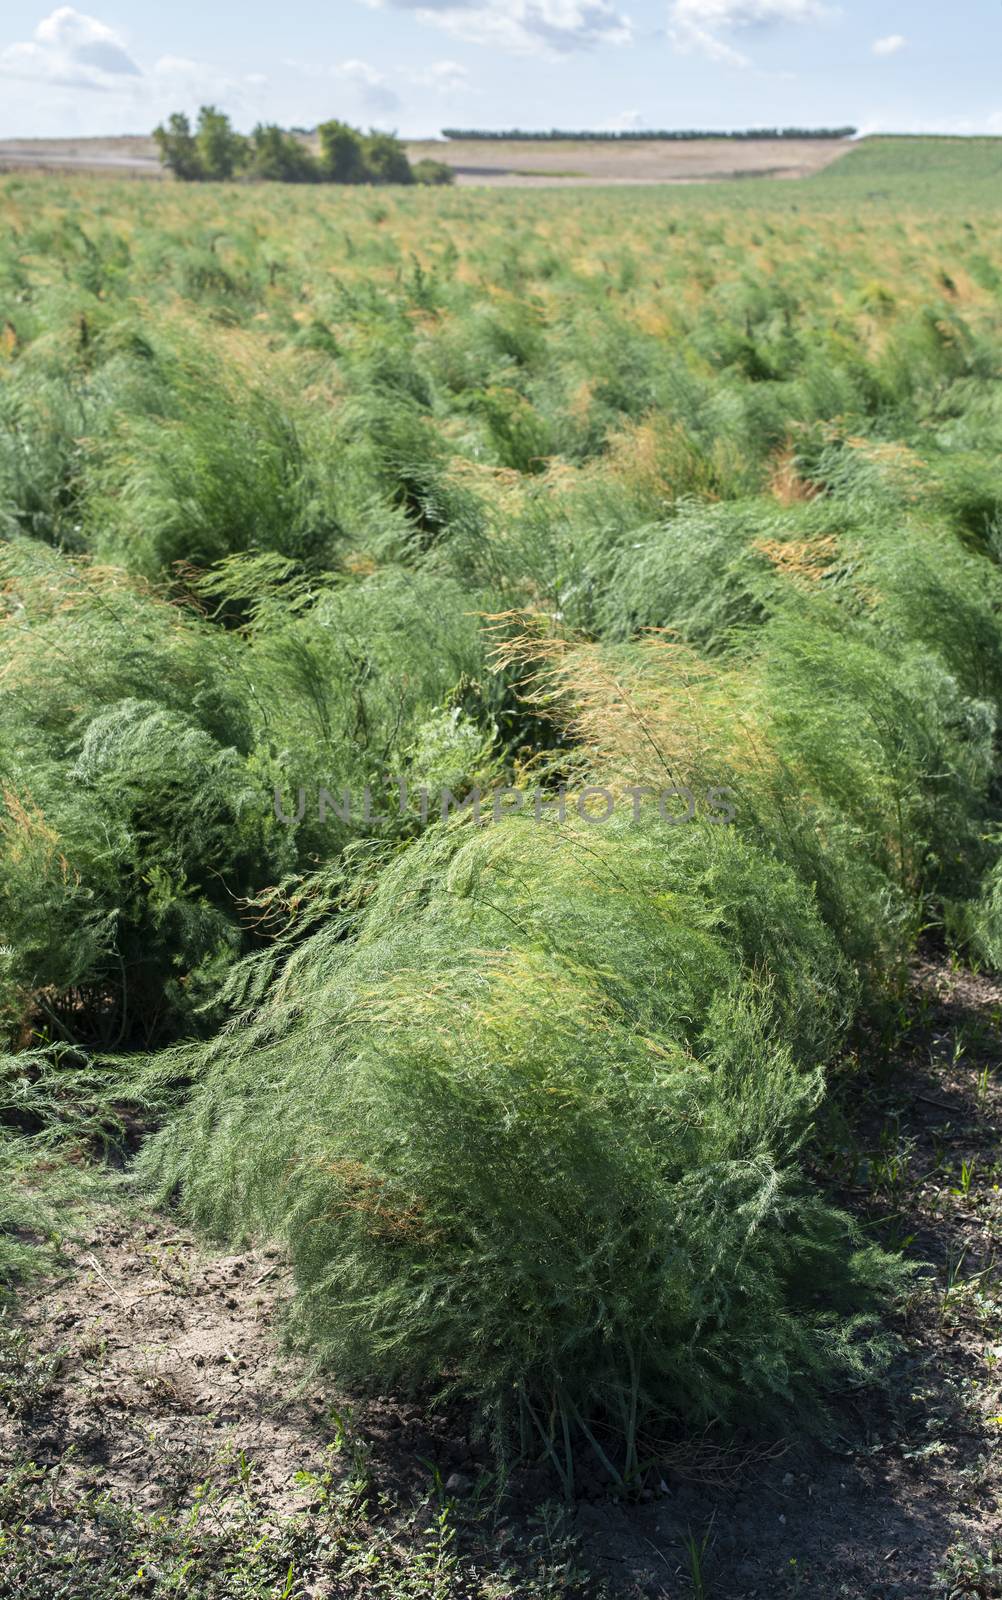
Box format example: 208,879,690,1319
0,136,163,175
0,135,852,186
1,956,999,1597
404,137,852,187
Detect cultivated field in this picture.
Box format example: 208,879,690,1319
1,139,1002,1597
403,134,851,185
0,131,851,184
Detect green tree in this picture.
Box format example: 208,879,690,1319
247,124,318,183
362,131,414,185
195,105,246,181
412,158,454,186
153,112,203,181
317,119,367,183
154,111,418,186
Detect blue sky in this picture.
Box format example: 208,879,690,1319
0,2,998,141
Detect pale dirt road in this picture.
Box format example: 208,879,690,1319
0,135,163,174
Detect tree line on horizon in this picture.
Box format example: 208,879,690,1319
153,107,453,185
441,126,857,141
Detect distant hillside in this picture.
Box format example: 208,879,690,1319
3,132,1001,197
815,135,1002,201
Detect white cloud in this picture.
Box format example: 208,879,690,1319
334,57,402,114
872,33,905,57
0,9,263,116
0,5,140,90
406,58,472,92
603,108,647,129
674,0,828,24
150,55,267,106
34,5,137,71
669,0,832,66
669,20,748,64
338,57,387,85
362,0,632,55
279,53,471,117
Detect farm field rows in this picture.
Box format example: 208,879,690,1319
1,138,1002,1595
